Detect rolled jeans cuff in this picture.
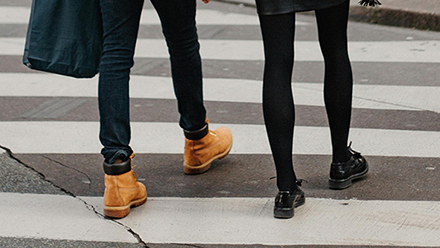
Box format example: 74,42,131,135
184,123,209,140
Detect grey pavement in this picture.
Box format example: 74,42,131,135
0,0,440,247
0,150,63,195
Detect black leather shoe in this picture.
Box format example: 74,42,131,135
273,180,305,219
329,143,368,189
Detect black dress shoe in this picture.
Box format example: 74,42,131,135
273,180,305,219
329,143,368,189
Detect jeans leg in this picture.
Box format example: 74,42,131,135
98,0,144,163
150,0,206,131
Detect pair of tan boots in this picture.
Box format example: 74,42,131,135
103,125,232,218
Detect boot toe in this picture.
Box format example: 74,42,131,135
136,182,147,200
214,127,233,145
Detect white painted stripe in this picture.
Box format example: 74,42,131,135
0,192,137,243
114,197,440,246
141,9,308,26
0,121,439,157
2,192,440,246
0,6,30,24
1,73,439,112
0,7,310,26
2,38,440,63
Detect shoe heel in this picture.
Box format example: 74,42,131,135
294,196,306,208
329,179,352,189
274,208,294,219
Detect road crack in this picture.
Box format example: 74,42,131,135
179,244,206,248
0,145,149,248
40,155,92,189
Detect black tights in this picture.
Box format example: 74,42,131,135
259,1,352,191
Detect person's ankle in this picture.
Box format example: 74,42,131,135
184,123,209,140
103,153,133,175
113,158,123,164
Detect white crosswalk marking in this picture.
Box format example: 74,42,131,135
1,1,440,247
0,192,137,243
2,192,440,246
3,37,440,62
1,73,439,112
1,121,439,157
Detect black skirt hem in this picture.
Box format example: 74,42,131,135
256,0,347,15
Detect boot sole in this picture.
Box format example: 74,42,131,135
104,195,147,219
274,196,306,219
183,141,233,175
328,163,369,190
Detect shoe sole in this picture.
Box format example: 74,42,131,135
183,141,233,175
104,195,147,219
328,162,369,190
273,195,306,219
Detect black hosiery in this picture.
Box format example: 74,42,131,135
259,13,298,191
316,0,353,163
259,1,354,191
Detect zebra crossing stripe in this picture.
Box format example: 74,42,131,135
1,38,440,63
0,121,439,157
1,73,439,112
0,192,137,243
1,1,439,247
1,192,440,246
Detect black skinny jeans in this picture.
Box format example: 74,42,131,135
98,0,206,163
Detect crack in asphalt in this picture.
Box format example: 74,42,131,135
40,155,92,189
179,244,206,248
0,145,149,248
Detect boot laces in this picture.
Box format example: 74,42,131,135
129,153,136,160
296,179,305,187
131,164,138,181
128,153,139,181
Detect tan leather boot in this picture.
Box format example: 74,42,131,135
184,126,233,175
103,154,147,218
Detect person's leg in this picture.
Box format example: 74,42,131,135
259,13,297,192
99,0,147,218
98,0,144,164
315,0,352,163
316,1,368,189
151,0,232,174
259,13,305,219
150,0,206,131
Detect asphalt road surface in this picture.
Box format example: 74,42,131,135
0,0,440,247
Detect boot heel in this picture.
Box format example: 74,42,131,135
274,208,294,219
104,207,131,219
104,196,147,219
103,154,147,219
183,162,212,175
